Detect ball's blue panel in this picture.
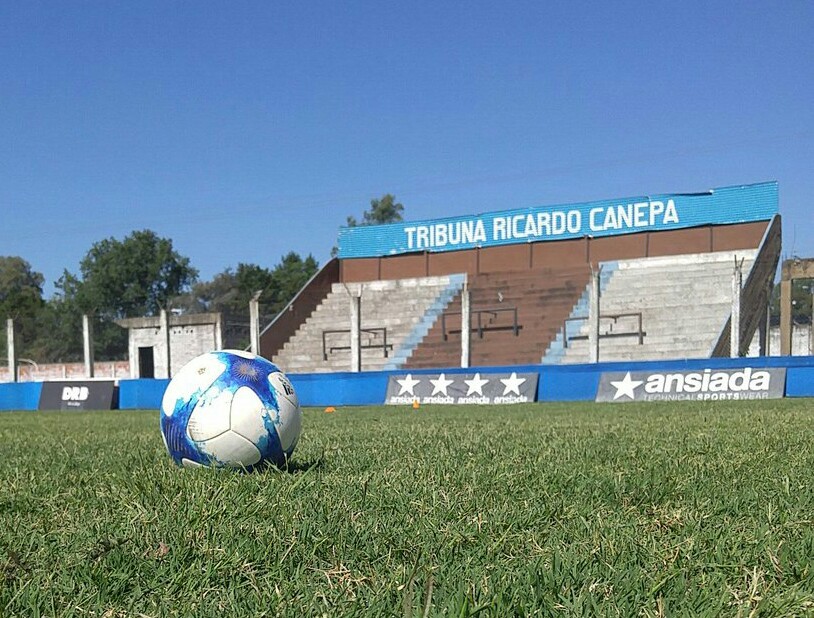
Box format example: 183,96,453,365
160,395,208,466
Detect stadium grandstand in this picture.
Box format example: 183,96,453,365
261,181,783,372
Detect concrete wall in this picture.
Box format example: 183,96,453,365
117,313,223,378
748,325,812,357
0,361,129,383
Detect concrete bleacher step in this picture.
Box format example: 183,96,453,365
273,274,465,373
405,266,591,368
544,250,754,364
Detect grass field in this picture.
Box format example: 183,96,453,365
2,400,814,617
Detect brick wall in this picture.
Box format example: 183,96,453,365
0,361,130,383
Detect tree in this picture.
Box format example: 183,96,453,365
333,193,405,256
267,252,318,315
30,271,84,362
769,278,813,326
75,230,198,359
171,270,238,315
172,264,275,317
170,254,318,348
77,230,198,318
0,256,45,357
235,262,277,314
346,193,404,227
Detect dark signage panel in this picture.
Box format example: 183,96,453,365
596,368,786,403
38,381,118,410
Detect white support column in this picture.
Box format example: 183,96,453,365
730,259,743,358
588,267,601,363
249,291,262,355
160,308,172,378
349,287,361,373
83,314,95,378
215,313,224,350
6,319,16,383
810,289,814,355
460,278,471,368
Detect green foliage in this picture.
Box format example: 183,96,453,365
67,230,198,359
333,193,405,256
172,268,251,317
2,228,316,361
0,256,45,356
769,278,813,325
3,231,321,362
3,401,814,616
171,253,318,348
173,253,317,319
346,193,405,227
77,229,198,319
266,252,319,315
26,271,85,362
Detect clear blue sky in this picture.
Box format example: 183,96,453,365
1,1,812,294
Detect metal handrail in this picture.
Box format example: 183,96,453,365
442,306,520,340
563,312,645,348
322,327,392,360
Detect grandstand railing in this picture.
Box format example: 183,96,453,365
563,312,645,348
441,306,520,340
711,214,781,357
322,327,393,360
261,258,340,360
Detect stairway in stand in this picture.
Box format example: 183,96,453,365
405,266,591,369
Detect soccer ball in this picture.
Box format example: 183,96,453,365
160,350,301,470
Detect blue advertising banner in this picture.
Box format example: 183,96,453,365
337,181,778,258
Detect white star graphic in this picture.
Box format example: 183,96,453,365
464,373,489,396
430,373,454,396
610,372,643,400
396,374,420,396
500,372,526,396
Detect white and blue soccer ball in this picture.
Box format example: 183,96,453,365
160,350,301,470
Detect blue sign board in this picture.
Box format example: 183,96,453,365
337,181,778,258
